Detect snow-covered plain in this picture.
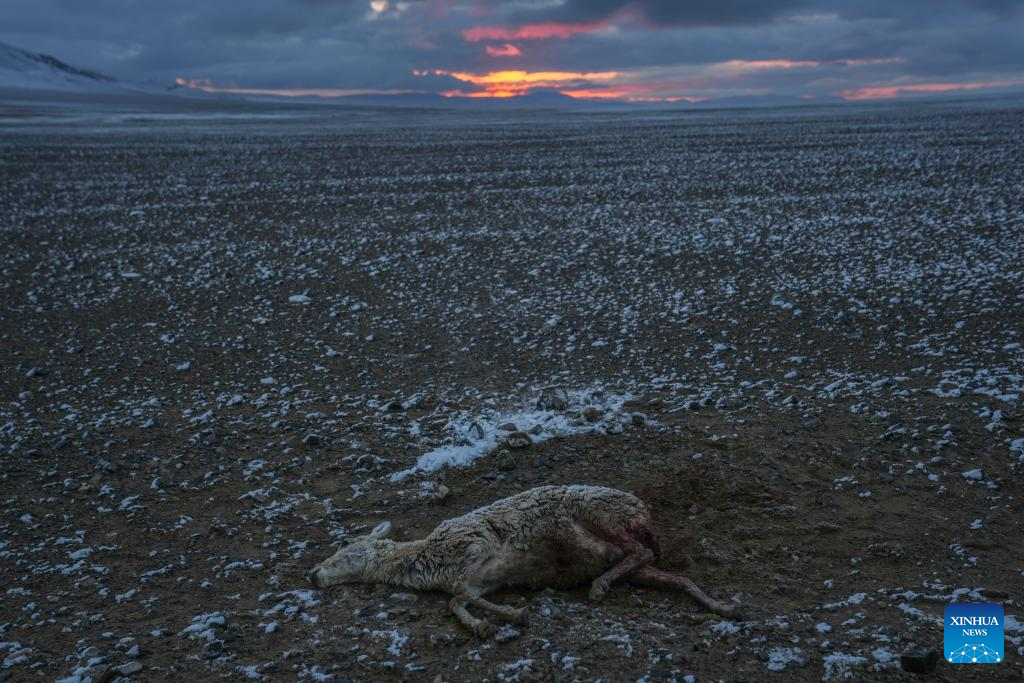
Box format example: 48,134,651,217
1,97,1023,681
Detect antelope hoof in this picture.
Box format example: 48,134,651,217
717,602,743,619
589,582,609,603
473,620,496,639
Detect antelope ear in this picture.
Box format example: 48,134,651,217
370,521,393,539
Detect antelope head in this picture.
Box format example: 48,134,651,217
308,521,394,589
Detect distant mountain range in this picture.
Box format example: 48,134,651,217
5,42,1018,111
238,89,846,110
0,41,845,110
1,42,128,91
0,42,239,100
0,42,113,85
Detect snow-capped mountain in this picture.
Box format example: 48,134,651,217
0,42,145,92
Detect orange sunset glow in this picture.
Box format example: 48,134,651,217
424,69,620,98
174,61,1024,103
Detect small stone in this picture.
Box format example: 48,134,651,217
430,484,450,503
803,416,821,431
630,412,647,426
715,396,741,410
302,433,322,447
528,424,543,435
605,421,623,435
82,666,108,680
899,648,937,674
505,431,532,449
203,641,224,658
582,406,602,422
117,661,144,675
25,367,46,378
141,417,158,429
537,386,568,411
467,422,485,441
384,400,404,412
496,422,518,432
496,451,517,471
961,468,983,481
216,629,238,643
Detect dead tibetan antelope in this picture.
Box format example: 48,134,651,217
309,485,739,637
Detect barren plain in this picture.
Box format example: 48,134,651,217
1,98,1023,681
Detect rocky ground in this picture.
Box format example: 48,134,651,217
1,99,1023,681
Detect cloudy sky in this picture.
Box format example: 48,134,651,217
4,0,1024,102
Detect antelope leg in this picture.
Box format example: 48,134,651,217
627,566,740,617
588,533,655,603
464,594,528,625
449,597,495,638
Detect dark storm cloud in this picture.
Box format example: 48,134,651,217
502,0,813,26
1,0,1022,100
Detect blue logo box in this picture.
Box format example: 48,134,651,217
944,603,1004,664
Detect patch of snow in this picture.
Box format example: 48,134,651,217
710,620,741,635
766,647,804,671
391,387,631,480
822,652,868,680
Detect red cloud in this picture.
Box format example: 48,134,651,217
485,43,521,57
712,57,904,72
839,80,1022,100
463,20,609,42
175,77,216,89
